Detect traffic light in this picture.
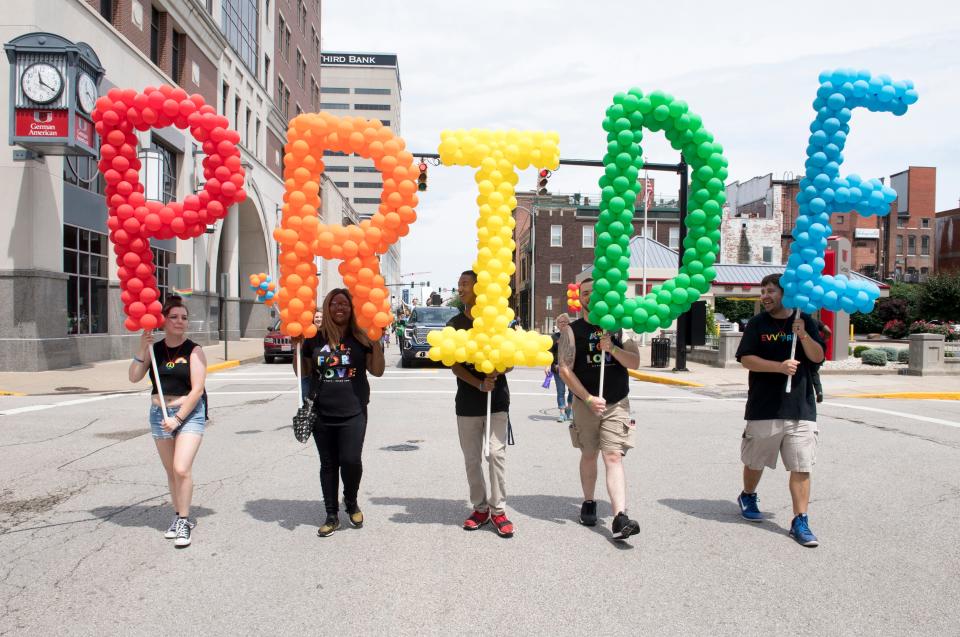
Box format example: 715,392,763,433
417,162,428,191
537,169,551,195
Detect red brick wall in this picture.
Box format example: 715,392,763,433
274,0,321,117
936,209,960,273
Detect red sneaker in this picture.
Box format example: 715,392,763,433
463,509,490,530
491,512,514,538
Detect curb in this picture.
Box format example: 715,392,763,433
0,389,27,396
836,392,960,401
206,360,240,373
628,370,704,387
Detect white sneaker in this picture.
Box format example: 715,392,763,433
164,516,179,539
173,517,195,548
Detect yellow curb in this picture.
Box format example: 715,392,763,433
837,392,960,400
206,360,240,374
0,389,27,396
628,369,704,387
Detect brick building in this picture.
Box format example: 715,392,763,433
513,183,680,334
936,207,960,273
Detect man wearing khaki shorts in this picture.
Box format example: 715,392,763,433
558,278,641,541
735,273,825,547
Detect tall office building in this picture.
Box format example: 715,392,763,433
319,51,403,293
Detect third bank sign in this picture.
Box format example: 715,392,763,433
321,53,397,67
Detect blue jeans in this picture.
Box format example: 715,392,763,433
554,373,573,409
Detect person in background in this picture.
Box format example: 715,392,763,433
128,296,207,548
811,315,832,403
302,289,385,537
735,273,825,547
547,313,574,422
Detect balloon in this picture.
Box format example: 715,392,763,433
275,112,420,339
591,88,728,335
782,69,917,316
94,86,246,331
428,129,559,371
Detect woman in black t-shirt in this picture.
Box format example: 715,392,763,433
128,296,208,548
302,288,385,537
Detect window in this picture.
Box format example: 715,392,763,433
550,264,562,283
221,0,259,73
908,235,916,255
63,155,105,194
64,225,109,335
836,215,844,225
323,150,347,156
355,87,391,95
170,31,184,84
313,30,320,60
278,15,287,59
99,0,113,22
896,235,903,255
321,87,350,93
310,77,319,111
298,0,306,33
263,55,270,86
150,6,161,65
276,77,287,116
296,49,304,86
379,120,391,126
265,0,270,24
550,225,562,247
354,182,383,189
234,95,240,131
353,166,379,173
325,165,349,172
353,197,381,204
320,102,349,110
582,225,594,248
152,245,175,302
921,218,930,228
897,218,906,229
668,226,680,249
295,103,302,116
150,138,179,204
762,246,773,263
245,108,252,149
283,26,291,61
354,103,391,111
583,264,591,272
334,181,349,187
921,236,930,255
255,118,261,157
545,296,553,311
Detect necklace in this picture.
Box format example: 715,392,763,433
163,339,185,370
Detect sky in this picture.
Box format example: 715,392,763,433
321,0,960,299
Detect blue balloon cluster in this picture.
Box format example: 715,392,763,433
249,274,276,303
782,69,918,315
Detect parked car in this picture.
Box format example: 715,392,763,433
263,318,294,363
400,306,460,368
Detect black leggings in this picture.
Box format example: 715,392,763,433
313,411,367,515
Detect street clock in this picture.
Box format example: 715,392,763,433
5,32,104,158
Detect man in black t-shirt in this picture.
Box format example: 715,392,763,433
446,270,514,538
734,273,825,547
557,278,642,541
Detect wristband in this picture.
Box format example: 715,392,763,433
174,414,185,426
133,356,144,364
585,396,593,406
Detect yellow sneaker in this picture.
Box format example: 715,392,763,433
317,514,340,537
347,507,364,528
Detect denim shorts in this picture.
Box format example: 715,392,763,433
149,398,206,440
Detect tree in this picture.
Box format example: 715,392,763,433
914,272,960,321
445,292,463,311
715,297,756,323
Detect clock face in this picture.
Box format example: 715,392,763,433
77,72,98,114
21,63,64,104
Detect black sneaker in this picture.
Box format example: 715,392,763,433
317,514,340,537
174,517,194,548
611,512,639,540
579,500,598,526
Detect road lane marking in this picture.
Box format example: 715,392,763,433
827,402,960,429
0,394,122,416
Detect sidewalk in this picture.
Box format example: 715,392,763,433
0,338,266,396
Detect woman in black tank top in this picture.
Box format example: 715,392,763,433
128,296,208,548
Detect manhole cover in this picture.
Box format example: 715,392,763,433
55,386,88,392
382,443,419,452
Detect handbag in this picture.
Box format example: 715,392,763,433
292,396,315,443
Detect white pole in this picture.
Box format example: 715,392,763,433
786,308,800,393
641,170,650,347
598,336,606,399
296,341,303,404
484,391,492,458
148,339,169,418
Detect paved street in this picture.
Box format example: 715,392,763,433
1,350,958,636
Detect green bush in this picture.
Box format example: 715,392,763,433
876,346,898,361
897,349,910,364
851,310,884,334
860,349,887,366
853,345,871,358
883,320,908,339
